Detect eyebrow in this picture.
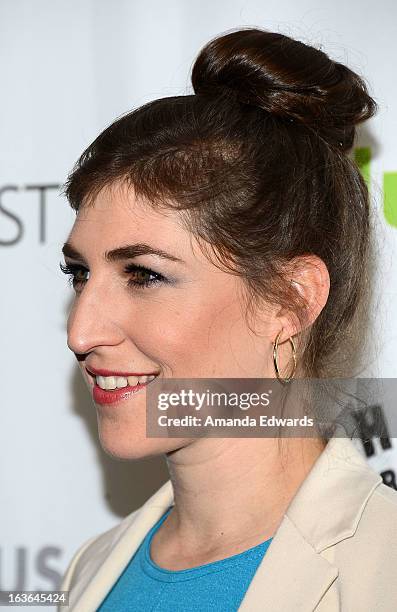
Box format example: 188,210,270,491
61,242,185,265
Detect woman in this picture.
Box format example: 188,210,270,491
58,28,397,611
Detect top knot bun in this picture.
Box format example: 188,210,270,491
191,28,376,152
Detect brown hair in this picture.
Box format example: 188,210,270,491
63,28,377,378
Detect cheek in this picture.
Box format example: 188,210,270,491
126,290,256,376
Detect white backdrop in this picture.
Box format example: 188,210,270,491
1,1,396,609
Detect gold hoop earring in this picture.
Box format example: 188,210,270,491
272,331,297,384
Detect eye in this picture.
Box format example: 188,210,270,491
59,261,167,292
59,262,89,291
124,263,166,289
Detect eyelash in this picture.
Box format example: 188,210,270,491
59,262,166,291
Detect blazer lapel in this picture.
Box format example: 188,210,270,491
238,436,382,611
68,479,174,611
237,516,338,611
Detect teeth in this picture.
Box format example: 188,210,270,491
95,374,157,390
116,377,128,388
137,374,156,384
106,376,116,390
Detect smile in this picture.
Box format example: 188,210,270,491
90,371,159,406
96,374,157,390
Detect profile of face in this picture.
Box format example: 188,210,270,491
63,182,320,460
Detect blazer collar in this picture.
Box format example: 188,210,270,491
68,436,382,612
285,435,382,551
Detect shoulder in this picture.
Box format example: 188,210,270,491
60,508,139,592
59,479,174,601
324,482,397,609
372,481,397,507
333,481,397,559
361,481,397,535
364,481,397,522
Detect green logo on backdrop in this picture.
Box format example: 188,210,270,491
354,147,397,228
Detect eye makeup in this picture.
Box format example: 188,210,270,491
59,261,169,291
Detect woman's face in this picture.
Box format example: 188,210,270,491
63,183,278,459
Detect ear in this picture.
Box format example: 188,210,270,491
276,254,330,339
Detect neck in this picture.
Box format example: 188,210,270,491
162,436,327,555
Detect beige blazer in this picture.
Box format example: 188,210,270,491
59,436,397,611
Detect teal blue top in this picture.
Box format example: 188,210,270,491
97,505,273,611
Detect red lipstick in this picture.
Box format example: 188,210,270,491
93,381,149,405
86,366,159,406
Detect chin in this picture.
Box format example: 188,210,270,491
97,426,189,461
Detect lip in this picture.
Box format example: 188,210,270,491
86,366,160,377
84,365,160,406
92,380,154,405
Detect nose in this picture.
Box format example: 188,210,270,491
67,284,124,355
